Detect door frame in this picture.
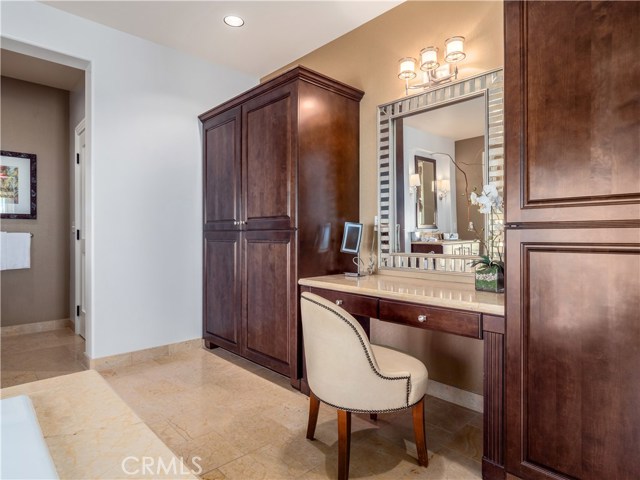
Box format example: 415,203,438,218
73,120,86,337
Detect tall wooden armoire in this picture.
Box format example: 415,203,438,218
504,2,640,479
199,67,364,384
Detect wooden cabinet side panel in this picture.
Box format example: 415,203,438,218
505,1,640,223
203,108,241,230
297,81,361,278
243,230,296,376
242,84,297,230
203,231,241,352
506,228,640,480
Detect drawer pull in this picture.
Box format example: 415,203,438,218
417,314,427,323
335,300,343,306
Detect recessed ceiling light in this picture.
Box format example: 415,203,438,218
223,15,244,27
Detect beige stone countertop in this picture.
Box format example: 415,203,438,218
0,370,197,479
299,274,504,316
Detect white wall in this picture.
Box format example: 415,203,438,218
1,1,257,358
402,126,457,243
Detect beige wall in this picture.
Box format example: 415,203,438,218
455,135,485,242
266,1,503,394
1,77,70,326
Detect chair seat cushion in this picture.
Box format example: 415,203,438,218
371,344,429,406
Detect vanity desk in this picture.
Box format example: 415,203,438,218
411,239,480,255
299,274,506,480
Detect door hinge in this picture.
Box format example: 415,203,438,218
76,229,80,240
76,153,80,164
76,305,80,317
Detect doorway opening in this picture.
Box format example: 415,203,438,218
0,43,91,387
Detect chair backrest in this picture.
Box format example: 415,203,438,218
300,292,409,411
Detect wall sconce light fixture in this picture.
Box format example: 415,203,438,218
398,36,466,95
433,179,450,200
409,174,421,197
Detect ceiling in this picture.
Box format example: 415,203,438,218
1,49,84,90
403,95,486,141
43,1,402,78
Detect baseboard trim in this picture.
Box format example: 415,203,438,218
88,338,203,371
1,318,73,336
427,379,483,413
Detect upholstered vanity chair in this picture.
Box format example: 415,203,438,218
300,292,430,480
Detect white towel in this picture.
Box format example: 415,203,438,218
0,232,31,270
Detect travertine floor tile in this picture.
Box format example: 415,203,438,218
1,327,86,387
3,334,484,480
100,347,482,480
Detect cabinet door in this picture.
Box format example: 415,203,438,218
505,227,640,480
242,84,297,230
203,107,242,230
203,231,242,353
505,1,640,224
242,230,296,377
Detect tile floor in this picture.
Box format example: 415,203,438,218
1,326,86,388
1,329,483,479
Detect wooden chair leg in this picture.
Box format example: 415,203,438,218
337,409,352,480
412,396,429,467
306,392,321,440
369,413,378,421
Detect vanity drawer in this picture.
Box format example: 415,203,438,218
308,288,379,318
378,300,481,338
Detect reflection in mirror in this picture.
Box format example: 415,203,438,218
397,96,486,255
377,69,504,274
415,156,437,229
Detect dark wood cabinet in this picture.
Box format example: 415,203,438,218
242,230,296,374
200,67,363,381
242,83,296,231
203,107,242,231
204,230,242,353
504,2,640,479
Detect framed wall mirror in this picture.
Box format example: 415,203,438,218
377,68,504,275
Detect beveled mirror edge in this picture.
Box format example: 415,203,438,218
377,68,504,277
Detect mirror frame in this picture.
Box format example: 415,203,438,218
376,68,504,275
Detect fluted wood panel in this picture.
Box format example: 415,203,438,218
483,329,504,470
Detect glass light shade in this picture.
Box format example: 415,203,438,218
433,63,452,80
438,179,450,192
419,47,439,71
409,174,421,187
398,57,417,80
444,36,466,63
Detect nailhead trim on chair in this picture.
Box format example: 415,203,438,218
302,295,412,409
316,395,423,415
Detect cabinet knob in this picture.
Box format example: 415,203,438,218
417,314,427,323
335,299,343,306
233,221,239,226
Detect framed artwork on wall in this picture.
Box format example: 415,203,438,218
1,150,37,219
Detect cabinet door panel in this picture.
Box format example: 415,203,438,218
203,231,241,353
505,227,640,480
505,1,640,223
203,107,241,230
242,230,296,376
242,84,297,230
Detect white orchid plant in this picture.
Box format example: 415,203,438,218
468,184,504,272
